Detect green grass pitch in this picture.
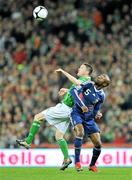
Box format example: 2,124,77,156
0,168,131,180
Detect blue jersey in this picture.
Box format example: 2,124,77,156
70,81,105,120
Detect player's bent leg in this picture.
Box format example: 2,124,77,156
16,112,45,149
74,124,84,171
89,132,102,172
55,130,72,170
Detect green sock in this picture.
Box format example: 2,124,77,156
26,121,41,144
57,139,69,160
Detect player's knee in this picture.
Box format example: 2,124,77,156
78,131,84,138
75,124,84,138
95,142,102,149
34,113,44,123
55,130,64,141
75,128,84,138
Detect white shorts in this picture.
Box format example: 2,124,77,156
41,103,72,133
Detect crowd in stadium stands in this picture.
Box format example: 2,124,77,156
0,0,132,148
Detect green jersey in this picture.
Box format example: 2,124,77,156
62,76,91,107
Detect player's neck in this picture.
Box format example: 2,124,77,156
82,75,90,78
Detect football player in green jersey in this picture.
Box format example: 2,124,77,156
16,63,93,170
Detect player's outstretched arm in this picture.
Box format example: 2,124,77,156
55,68,81,85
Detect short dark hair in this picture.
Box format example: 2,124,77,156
83,63,93,75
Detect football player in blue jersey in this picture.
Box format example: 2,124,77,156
70,74,110,172
56,68,110,172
